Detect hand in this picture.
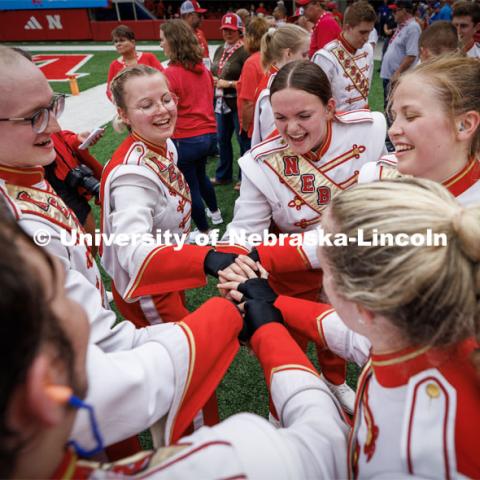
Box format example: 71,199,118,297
204,250,237,278
216,79,231,89
238,277,278,303
77,129,104,147
239,300,284,342
217,259,268,302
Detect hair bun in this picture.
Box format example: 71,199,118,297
452,206,480,262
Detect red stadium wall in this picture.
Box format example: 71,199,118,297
91,19,223,40
0,9,92,41
0,10,223,41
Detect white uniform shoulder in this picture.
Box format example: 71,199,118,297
334,109,380,124
358,154,398,183
250,134,287,162
402,368,458,479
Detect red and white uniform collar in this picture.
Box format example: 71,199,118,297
0,165,46,189
442,158,480,198
371,338,477,388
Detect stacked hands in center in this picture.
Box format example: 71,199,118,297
203,250,283,343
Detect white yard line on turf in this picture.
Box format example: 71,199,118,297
61,82,116,133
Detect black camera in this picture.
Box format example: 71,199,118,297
65,164,100,200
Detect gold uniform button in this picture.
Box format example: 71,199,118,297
426,382,440,399
136,147,142,153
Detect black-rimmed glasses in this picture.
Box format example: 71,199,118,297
0,93,66,133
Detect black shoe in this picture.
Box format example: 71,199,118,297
210,177,232,186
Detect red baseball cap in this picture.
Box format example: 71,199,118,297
296,0,311,5
221,13,243,31
287,6,305,21
326,1,337,8
388,4,398,9
180,0,206,15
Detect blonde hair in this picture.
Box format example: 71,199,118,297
391,55,480,157
260,24,310,71
324,177,480,348
110,64,167,133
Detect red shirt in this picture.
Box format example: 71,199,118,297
309,12,341,58
237,51,264,137
196,28,210,59
253,65,279,105
164,62,217,139
106,52,164,100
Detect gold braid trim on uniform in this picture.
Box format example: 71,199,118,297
144,153,192,205
264,148,344,216
331,44,369,101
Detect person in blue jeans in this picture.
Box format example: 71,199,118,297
162,20,223,237
211,13,249,185
174,133,222,233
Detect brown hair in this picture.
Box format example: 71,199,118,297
245,16,269,54
160,19,203,70
111,24,135,41
394,55,480,157
324,177,480,349
419,21,459,55
344,1,377,27
270,59,332,105
260,24,310,70
453,1,480,24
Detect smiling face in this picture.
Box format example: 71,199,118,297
117,73,177,145
0,58,60,168
271,87,335,155
388,74,465,182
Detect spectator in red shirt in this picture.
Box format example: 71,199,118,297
235,16,269,190
296,0,342,57
160,20,223,236
106,25,164,101
180,0,210,63
256,2,268,15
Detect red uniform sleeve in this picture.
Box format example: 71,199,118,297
274,295,334,348
124,245,211,300
255,238,313,274
170,297,243,442
251,322,318,390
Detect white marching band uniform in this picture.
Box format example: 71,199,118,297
100,133,212,327
312,34,374,112
224,110,387,250
285,154,480,271
52,322,350,479
0,167,235,452
358,154,480,205
273,297,480,478
251,71,277,147
466,41,480,59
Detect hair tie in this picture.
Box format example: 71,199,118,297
268,27,276,35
